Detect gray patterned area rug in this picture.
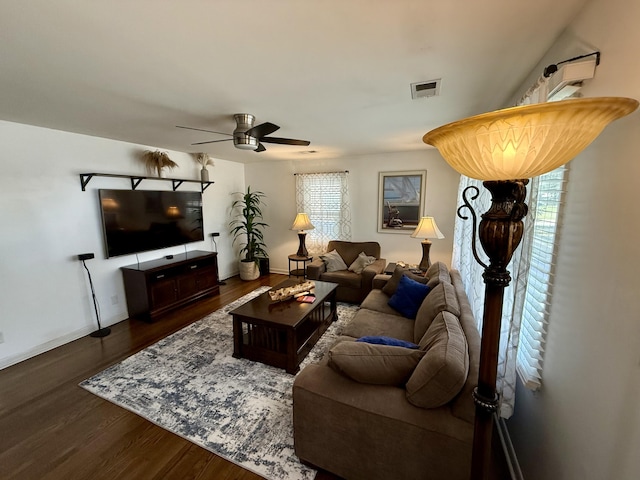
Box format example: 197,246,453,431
80,287,357,480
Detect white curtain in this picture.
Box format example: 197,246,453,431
452,78,549,418
295,172,351,255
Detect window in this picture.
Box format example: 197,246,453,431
295,172,351,254
516,166,567,389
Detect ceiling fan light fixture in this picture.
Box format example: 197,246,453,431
234,134,259,150
232,113,259,150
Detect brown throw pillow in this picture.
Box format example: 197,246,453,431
382,265,428,296
328,341,425,386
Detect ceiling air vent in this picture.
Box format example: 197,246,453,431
410,79,441,99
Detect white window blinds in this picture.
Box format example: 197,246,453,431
516,166,567,389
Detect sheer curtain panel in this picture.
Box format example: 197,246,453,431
295,172,351,255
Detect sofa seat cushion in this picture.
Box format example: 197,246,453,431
360,289,400,316
414,281,460,343
342,309,414,342
328,341,425,386
382,265,429,296
320,270,362,289
406,311,469,408
425,261,452,289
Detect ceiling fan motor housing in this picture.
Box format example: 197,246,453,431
233,113,259,150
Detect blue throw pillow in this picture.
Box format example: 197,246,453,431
387,274,431,319
356,335,419,349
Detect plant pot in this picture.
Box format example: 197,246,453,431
201,167,209,182
239,260,260,281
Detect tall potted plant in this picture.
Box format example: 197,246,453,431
229,187,268,280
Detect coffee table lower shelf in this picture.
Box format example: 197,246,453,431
230,280,338,374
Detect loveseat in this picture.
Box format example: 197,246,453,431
293,262,480,480
306,240,386,303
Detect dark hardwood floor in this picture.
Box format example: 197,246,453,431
0,273,339,480
0,272,509,480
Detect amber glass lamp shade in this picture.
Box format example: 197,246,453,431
423,97,638,180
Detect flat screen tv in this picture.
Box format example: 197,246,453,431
98,189,204,258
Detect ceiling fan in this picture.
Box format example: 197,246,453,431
177,114,310,153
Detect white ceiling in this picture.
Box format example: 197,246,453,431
0,0,587,163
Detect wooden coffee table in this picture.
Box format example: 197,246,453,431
230,279,338,374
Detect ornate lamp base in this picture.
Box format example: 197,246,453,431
459,180,529,480
296,232,308,257
418,240,432,271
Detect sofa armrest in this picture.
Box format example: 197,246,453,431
306,258,325,280
293,363,473,480
372,273,391,290
361,258,386,285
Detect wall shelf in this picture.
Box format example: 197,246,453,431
79,173,214,192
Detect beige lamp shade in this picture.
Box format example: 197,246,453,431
423,97,638,181
291,213,315,231
411,217,444,240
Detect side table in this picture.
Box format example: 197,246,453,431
288,254,312,278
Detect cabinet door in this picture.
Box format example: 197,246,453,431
195,266,218,291
150,278,179,309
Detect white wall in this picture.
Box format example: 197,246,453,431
0,121,245,369
243,150,461,274
505,0,640,478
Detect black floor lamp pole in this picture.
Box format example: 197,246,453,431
80,255,111,338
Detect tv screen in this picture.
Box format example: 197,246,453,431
98,189,204,258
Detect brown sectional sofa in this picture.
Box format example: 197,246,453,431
293,262,480,480
306,240,386,304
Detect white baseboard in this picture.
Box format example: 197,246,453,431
495,414,524,480
0,325,95,370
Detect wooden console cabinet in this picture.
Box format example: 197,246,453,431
121,250,219,321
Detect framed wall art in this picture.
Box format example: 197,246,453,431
377,170,426,233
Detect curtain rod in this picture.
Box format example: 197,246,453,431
294,170,349,175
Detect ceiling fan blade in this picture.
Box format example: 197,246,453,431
254,143,266,153
191,139,233,145
261,136,310,146
176,125,232,136
245,122,280,139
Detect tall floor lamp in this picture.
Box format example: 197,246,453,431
423,97,637,480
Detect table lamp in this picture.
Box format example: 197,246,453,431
291,213,315,257
411,216,445,271
423,96,638,480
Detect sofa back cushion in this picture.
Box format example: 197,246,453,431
327,240,380,267
449,269,481,424
425,261,451,289
406,311,469,408
414,281,460,343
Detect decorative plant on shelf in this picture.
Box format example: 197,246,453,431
141,150,178,178
195,152,214,182
229,187,268,280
